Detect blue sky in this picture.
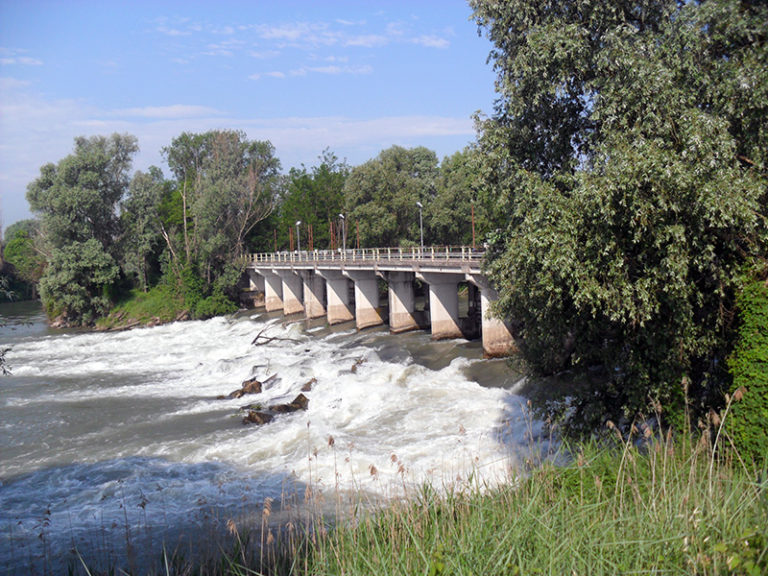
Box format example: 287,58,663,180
0,1,497,229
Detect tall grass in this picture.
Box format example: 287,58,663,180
45,422,768,575
304,428,767,576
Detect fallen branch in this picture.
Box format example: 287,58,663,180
251,326,301,346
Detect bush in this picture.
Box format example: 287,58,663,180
726,277,768,465
193,286,238,319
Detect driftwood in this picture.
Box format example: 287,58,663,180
251,325,301,346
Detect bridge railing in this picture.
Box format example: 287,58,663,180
246,245,484,266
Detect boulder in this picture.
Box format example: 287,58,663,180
242,411,274,426
223,377,263,399
301,378,317,392
241,377,263,395
269,393,309,413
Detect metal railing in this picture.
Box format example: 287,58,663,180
246,245,484,266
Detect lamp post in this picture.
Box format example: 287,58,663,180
338,213,346,253
295,220,302,253
416,201,424,253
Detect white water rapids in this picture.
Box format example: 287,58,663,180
0,303,541,574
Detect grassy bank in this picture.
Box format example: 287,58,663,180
70,426,765,575
298,431,766,576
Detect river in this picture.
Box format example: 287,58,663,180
0,300,542,574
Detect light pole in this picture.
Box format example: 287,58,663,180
338,213,346,253
295,220,302,253
416,201,424,252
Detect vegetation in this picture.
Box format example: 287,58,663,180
26,134,137,324
726,275,768,465
65,430,767,575
471,0,768,432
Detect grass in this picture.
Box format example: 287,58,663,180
95,286,187,330
19,412,768,575
302,429,767,576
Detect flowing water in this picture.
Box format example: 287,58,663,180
0,301,542,574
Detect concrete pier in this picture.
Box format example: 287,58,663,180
301,270,326,320
345,270,384,330
279,271,304,316
319,270,354,325
387,271,419,333
262,271,284,312
419,272,464,340
467,274,516,358
247,246,514,356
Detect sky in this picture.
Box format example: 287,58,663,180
0,0,497,229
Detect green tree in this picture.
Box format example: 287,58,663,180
277,149,348,251
430,147,488,247
344,146,439,247
121,167,167,292
471,0,768,430
26,133,138,325
2,219,45,298
161,130,280,309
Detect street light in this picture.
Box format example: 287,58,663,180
295,220,302,253
416,201,424,252
338,213,346,253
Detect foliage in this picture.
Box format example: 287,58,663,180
276,148,348,251
726,276,768,465
430,147,488,247
304,435,767,576
2,219,45,293
161,130,280,294
344,146,439,247
121,166,167,291
38,238,120,324
27,133,138,325
471,0,768,430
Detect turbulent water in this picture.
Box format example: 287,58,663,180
0,301,540,574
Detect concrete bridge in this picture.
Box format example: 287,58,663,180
244,246,514,357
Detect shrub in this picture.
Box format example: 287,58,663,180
726,277,768,465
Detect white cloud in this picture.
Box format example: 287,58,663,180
113,105,224,119
413,35,450,49
345,34,388,48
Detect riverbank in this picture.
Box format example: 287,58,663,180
134,431,765,576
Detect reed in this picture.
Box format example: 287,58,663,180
303,428,767,576
26,421,768,575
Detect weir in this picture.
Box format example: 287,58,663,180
246,246,515,357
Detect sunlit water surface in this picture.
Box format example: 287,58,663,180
0,301,541,574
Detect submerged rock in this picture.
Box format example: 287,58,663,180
221,376,264,399
242,411,274,426
269,393,309,413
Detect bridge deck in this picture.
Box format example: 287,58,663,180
246,246,484,274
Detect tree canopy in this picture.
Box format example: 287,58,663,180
472,0,768,430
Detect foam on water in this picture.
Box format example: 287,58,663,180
0,310,532,573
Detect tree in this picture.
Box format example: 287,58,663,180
277,149,348,251
2,219,45,298
121,167,167,292
161,130,280,300
471,0,768,431
26,133,138,324
344,146,439,247
430,147,488,247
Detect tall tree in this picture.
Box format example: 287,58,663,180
2,219,45,298
26,133,138,324
278,149,348,250
344,146,439,247
121,167,167,292
471,0,768,430
162,130,280,290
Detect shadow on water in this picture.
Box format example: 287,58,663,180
0,457,309,576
